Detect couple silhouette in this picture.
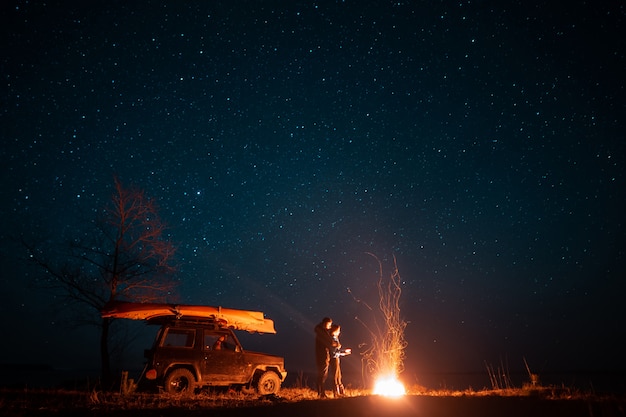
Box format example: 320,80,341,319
314,317,351,398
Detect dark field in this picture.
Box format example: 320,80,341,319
1,388,625,417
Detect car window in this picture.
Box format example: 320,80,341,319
162,328,195,348
204,332,236,351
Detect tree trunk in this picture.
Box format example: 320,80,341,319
101,317,112,389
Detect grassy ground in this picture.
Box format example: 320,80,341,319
1,384,623,417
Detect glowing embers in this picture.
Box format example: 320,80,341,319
373,374,406,397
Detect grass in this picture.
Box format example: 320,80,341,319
0,382,617,415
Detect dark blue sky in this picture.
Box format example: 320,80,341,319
1,1,625,388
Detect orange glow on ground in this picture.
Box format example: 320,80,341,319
372,375,406,397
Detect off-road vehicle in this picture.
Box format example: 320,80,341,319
101,302,287,395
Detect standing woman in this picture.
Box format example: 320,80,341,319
329,324,351,397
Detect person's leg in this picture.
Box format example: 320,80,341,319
337,361,345,395
330,358,337,396
332,358,343,397
316,357,329,397
321,357,330,397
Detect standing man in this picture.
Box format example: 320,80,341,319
314,317,337,398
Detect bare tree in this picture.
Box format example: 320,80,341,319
24,177,178,387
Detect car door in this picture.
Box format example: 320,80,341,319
201,330,247,384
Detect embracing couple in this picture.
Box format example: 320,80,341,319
314,317,351,398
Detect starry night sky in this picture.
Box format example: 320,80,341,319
1,1,625,388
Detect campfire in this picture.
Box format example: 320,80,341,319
352,254,408,399
373,374,406,397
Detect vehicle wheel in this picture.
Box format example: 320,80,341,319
257,371,281,395
164,368,196,395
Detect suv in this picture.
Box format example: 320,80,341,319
142,318,287,395
100,302,286,396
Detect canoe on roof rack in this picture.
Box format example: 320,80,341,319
100,301,276,334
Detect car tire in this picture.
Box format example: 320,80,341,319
164,368,196,395
257,371,281,395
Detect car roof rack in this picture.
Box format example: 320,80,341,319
146,316,227,328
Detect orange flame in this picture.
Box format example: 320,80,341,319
373,374,406,397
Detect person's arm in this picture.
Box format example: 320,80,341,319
325,332,338,349
339,347,351,356
315,326,337,348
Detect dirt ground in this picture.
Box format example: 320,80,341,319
2,393,625,417
140,395,624,417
